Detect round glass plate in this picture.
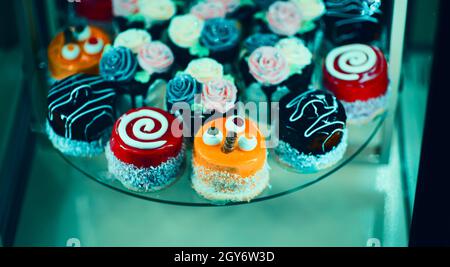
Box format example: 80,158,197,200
51,113,386,207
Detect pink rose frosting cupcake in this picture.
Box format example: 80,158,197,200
138,41,174,75
266,1,302,36
207,0,241,13
190,1,227,20
248,46,290,86
202,78,237,114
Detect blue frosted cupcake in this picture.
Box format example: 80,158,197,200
200,18,241,64
101,41,175,111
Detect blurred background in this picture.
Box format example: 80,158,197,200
0,0,441,246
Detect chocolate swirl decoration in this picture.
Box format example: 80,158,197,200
166,74,202,111
117,109,169,150
100,46,138,82
47,74,116,141
243,33,280,54
325,44,377,81
279,90,347,154
200,18,240,52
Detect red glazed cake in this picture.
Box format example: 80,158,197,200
106,107,185,192
323,43,389,124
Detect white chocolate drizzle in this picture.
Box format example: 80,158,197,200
118,109,169,150
325,44,377,81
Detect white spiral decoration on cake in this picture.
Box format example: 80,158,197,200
325,44,377,81
118,109,169,149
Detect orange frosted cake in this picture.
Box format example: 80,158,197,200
192,116,269,202
48,24,111,82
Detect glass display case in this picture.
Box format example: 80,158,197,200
0,0,443,247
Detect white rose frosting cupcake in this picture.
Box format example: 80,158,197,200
168,14,206,66
138,0,176,22
114,28,151,54
185,58,224,84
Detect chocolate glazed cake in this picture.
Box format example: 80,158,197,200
275,90,348,172
324,0,384,45
46,74,117,157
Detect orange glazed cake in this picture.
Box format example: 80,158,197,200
192,116,269,202
47,23,111,82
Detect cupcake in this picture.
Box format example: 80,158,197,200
105,38,175,110
112,0,139,17
167,57,239,138
47,23,110,83
46,74,117,157
192,115,269,202
112,0,177,39
137,0,177,39
113,28,151,54
324,0,383,45
106,107,185,192
274,90,348,172
199,18,241,64
168,14,206,67
253,0,324,45
240,38,313,102
190,1,227,20
205,0,257,35
323,43,389,124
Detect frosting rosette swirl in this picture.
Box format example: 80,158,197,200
248,46,290,86
138,41,174,74
266,1,303,36
207,0,240,13
291,0,326,21
190,1,226,20
166,74,202,108
202,78,237,113
114,29,151,54
200,18,240,52
185,58,224,83
168,14,204,49
138,0,176,22
100,46,138,82
275,37,312,72
113,0,139,17
244,33,280,54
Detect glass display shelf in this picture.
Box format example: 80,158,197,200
26,2,392,207
31,113,385,207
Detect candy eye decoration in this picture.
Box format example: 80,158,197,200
225,116,246,134
202,127,223,146
238,135,257,152
61,44,81,60
75,26,92,42
84,37,105,55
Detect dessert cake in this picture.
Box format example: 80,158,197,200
323,43,389,124
47,22,110,82
106,107,185,192
46,74,117,157
275,90,348,172
192,115,269,202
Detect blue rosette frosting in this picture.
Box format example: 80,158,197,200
166,73,202,111
200,18,240,52
243,33,280,54
100,46,138,82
